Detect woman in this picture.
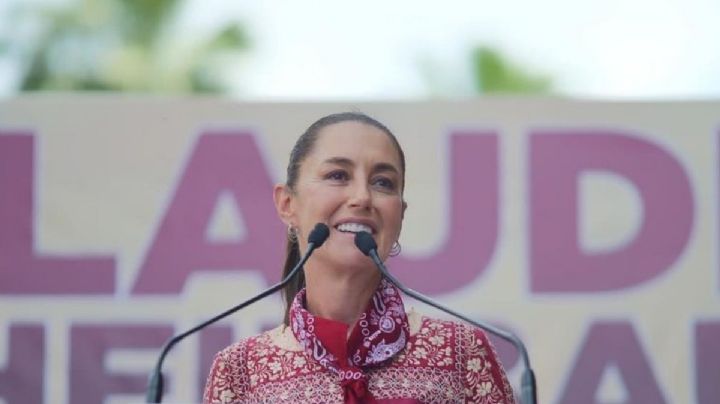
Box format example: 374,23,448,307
204,112,515,403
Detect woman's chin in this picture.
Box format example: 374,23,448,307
314,248,375,272
338,247,376,269
308,233,377,270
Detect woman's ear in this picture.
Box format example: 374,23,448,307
273,183,295,226
402,200,408,220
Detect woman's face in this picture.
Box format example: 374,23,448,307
276,121,406,270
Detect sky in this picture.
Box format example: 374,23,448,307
2,0,720,99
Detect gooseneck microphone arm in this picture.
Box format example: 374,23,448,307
354,231,537,404
145,223,330,403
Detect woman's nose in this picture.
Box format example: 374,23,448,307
348,182,371,209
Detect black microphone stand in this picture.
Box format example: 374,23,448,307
355,232,537,404
145,224,329,403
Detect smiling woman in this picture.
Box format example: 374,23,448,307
203,112,516,404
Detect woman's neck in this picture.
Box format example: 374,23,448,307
304,266,381,326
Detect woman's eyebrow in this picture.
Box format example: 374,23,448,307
322,157,354,167
373,162,400,175
322,157,399,174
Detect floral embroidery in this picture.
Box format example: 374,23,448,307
429,335,445,346
398,319,455,368
204,314,516,404
292,356,306,368
459,323,515,403
468,358,482,372
218,389,235,403
479,382,492,396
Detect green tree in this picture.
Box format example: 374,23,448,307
472,46,553,94
8,0,249,93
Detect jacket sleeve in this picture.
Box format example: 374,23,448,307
462,325,516,404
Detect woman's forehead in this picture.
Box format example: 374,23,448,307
308,121,402,167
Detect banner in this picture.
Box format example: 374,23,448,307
0,96,718,403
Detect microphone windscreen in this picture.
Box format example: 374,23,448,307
308,223,330,247
354,231,376,256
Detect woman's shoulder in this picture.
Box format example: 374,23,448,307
204,325,306,403
412,313,516,403
204,332,274,403
409,312,506,366
400,311,516,402
413,313,507,361
410,310,482,338
216,324,301,359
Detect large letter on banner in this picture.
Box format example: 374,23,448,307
695,321,720,403
0,133,116,294
0,324,45,404
132,132,283,294
530,130,693,292
70,324,173,403
393,133,498,294
557,321,667,404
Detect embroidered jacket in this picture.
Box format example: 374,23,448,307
203,310,516,403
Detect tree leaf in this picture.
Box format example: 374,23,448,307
472,46,553,94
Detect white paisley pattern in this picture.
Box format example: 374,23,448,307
204,313,516,403
288,278,410,400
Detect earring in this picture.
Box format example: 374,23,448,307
389,241,401,257
287,225,298,243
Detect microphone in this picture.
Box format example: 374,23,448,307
146,223,330,403
354,231,537,404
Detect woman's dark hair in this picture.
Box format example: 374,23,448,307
281,112,406,325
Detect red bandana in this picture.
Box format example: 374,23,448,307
289,278,410,403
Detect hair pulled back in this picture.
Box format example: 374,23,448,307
281,112,406,325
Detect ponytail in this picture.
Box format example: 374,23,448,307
281,238,304,325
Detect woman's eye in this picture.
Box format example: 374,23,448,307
325,170,349,181
372,177,396,191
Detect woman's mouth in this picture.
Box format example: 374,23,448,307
335,222,374,234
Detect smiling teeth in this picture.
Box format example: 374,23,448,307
336,223,372,233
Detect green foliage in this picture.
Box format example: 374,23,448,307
12,0,250,93
472,47,553,94
208,25,249,51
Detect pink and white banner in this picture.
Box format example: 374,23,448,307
0,96,718,403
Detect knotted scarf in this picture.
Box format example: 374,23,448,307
289,278,410,403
